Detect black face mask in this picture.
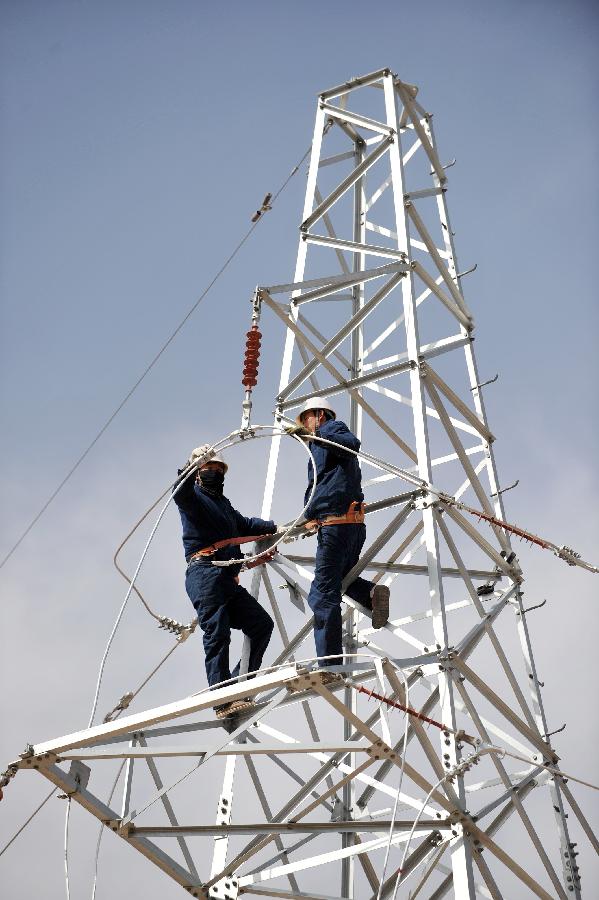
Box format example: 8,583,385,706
199,469,225,495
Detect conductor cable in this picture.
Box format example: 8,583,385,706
0,136,318,573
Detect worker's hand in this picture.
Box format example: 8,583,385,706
188,444,212,467
284,424,311,438
275,523,290,533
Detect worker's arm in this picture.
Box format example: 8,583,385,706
233,509,275,537
172,467,197,514
316,419,361,454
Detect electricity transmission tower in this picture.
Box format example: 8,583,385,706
11,69,596,899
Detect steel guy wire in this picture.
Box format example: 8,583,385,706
0,138,317,573
0,786,58,859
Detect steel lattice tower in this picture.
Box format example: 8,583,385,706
12,69,596,899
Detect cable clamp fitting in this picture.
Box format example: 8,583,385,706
103,692,135,723
158,616,197,640
0,763,20,800
556,545,581,566
250,192,272,223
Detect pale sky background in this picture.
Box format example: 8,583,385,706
1,1,598,898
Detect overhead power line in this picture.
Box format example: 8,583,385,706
0,143,312,572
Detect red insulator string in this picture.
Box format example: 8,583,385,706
352,684,451,733
242,324,262,388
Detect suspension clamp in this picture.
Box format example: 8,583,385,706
0,763,20,800
446,750,482,783
158,616,197,640
556,545,581,565
103,692,135,723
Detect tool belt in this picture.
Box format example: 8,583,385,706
187,534,274,564
304,501,365,533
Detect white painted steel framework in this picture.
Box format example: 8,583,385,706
15,70,596,899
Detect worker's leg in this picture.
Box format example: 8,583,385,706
185,564,231,687
342,523,374,608
342,524,390,629
307,526,349,666
227,580,274,679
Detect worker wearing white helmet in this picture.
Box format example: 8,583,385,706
286,397,390,668
173,444,277,719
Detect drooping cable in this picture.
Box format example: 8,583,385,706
86,484,182,727
112,486,173,622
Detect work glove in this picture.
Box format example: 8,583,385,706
275,523,290,533
188,444,213,468
284,424,311,438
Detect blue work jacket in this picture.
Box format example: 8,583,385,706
174,472,275,568
304,419,364,520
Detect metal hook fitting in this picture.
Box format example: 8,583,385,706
545,723,566,739
431,158,456,175
471,373,498,391
491,479,519,498
521,598,547,615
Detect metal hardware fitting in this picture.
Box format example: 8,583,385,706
471,373,498,391
158,616,197,640
545,723,566,739
457,263,477,278
103,692,135,723
520,598,547,615
491,479,519,498
430,157,456,175
58,761,90,798
250,192,272,223
557,545,582,565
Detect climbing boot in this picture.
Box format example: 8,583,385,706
371,585,390,629
214,698,256,720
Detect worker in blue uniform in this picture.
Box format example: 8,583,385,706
174,445,277,718
287,398,390,670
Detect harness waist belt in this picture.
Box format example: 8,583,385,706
304,501,366,532
188,534,274,564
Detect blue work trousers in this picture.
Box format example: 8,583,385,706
185,563,274,687
307,524,374,667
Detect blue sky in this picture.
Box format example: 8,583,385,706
1,1,597,897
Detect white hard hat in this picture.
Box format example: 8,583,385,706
190,444,229,473
295,396,337,427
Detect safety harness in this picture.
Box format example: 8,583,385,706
303,500,366,534
187,534,273,564
187,501,365,565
